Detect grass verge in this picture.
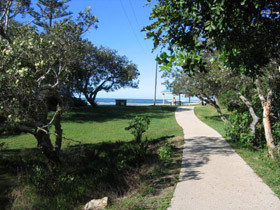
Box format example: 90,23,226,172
0,105,184,209
194,105,280,197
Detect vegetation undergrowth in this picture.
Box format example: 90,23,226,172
194,105,280,197
0,106,184,209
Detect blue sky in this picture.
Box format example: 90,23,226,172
67,0,171,99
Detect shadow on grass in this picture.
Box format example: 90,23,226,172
0,135,179,209
203,114,230,123
62,105,177,123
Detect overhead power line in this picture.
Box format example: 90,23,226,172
119,0,145,51
128,0,142,30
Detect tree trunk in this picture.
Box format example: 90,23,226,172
136,134,142,143
212,101,229,124
54,97,63,155
197,95,229,124
256,79,276,158
84,93,97,108
234,90,259,141
262,102,276,157
36,129,60,164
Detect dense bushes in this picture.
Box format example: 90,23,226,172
225,110,265,147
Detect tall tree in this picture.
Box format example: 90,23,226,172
75,44,140,107
144,0,280,157
0,1,98,164
31,0,72,29
0,0,31,43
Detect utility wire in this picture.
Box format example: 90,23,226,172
128,0,151,50
128,0,142,31
119,0,145,51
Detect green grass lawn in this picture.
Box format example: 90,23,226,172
0,105,183,150
0,105,184,209
194,105,280,197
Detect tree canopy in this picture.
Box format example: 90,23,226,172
74,44,139,107
144,0,280,75
145,0,280,157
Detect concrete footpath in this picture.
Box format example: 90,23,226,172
169,106,280,210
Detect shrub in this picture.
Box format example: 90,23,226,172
125,116,150,143
225,110,252,144
159,144,173,160
272,121,280,145
226,110,265,147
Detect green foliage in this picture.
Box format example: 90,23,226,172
272,122,280,146
0,0,98,162
74,44,140,107
159,144,173,160
27,165,77,195
125,116,151,143
225,111,252,144
144,0,280,76
31,0,73,30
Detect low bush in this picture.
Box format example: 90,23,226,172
225,110,265,147
125,116,150,143
159,144,173,160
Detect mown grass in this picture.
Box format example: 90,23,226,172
0,106,182,149
194,105,280,197
0,105,184,209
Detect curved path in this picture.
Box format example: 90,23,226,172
169,106,280,210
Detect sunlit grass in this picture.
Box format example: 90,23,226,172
0,106,183,150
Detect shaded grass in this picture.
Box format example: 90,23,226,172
0,106,182,149
0,105,184,209
1,136,184,210
107,137,184,210
194,105,280,197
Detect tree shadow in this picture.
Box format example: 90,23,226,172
0,135,177,209
179,136,235,181
204,114,230,122
62,105,177,123
175,107,192,112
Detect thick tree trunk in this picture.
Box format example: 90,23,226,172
234,90,259,141
262,102,276,157
36,129,60,164
256,79,276,158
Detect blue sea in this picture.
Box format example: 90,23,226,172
94,97,200,105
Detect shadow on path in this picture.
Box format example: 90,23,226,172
175,107,192,112
180,136,234,181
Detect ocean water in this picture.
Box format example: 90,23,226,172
94,97,200,105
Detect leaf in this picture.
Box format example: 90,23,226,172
241,0,246,6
